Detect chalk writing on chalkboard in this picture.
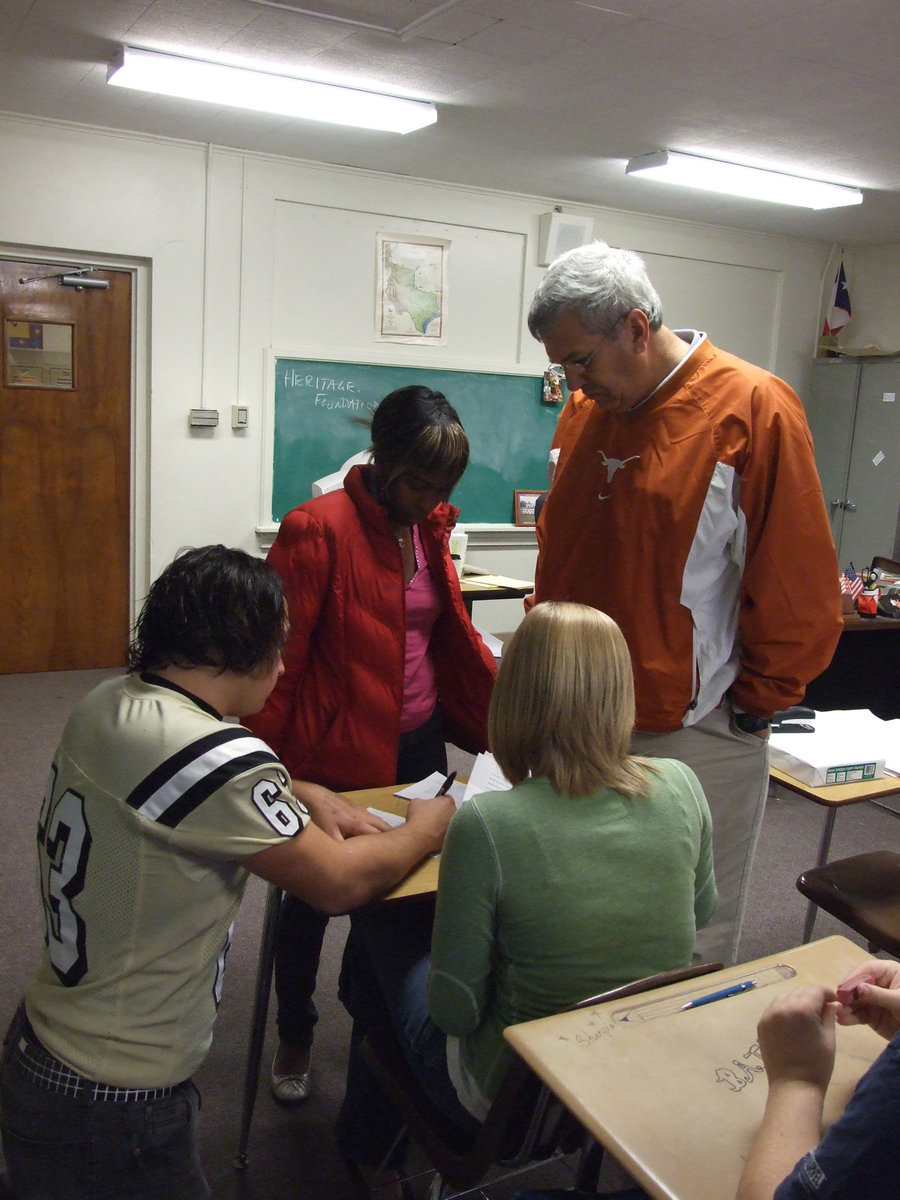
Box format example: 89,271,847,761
272,357,560,524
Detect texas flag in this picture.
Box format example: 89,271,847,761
822,262,851,337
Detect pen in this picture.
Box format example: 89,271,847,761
680,980,756,1011
436,771,456,796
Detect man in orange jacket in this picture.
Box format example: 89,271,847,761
527,241,842,965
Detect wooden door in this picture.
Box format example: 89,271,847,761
0,260,131,672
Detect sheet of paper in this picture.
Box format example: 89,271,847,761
475,626,504,658
395,773,466,805
461,751,512,806
366,807,405,828
395,771,446,798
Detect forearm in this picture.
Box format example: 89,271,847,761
320,826,433,911
247,819,440,915
737,1081,825,1200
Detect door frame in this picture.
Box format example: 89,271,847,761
1,243,150,631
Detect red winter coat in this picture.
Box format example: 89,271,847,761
245,465,497,790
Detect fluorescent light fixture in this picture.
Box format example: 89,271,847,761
625,150,862,210
107,45,437,134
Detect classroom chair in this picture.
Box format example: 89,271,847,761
359,961,723,1200
796,851,900,958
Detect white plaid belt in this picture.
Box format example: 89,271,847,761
14,1028,178,1103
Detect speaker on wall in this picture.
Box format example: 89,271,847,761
538,211,595,267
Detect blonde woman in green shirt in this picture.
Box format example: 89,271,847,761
336,601,717,1200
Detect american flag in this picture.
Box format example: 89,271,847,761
840,564,864,600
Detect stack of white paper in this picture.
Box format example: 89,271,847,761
769,709,894,787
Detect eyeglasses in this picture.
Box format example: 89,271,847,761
549,313,629,377
548,346,598,378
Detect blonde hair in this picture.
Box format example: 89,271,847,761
488,602,657,799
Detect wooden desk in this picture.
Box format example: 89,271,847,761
769,766,900,940
459,570,533,616
504,936,884,1200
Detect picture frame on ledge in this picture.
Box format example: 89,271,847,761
514,489,544,527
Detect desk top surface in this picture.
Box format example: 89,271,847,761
459,571,533,600
344,782,440,901
770,764,900,806
504,936,883,1200
841,612,900,632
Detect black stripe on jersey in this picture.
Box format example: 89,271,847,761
153,749,280,829
126,728,285,828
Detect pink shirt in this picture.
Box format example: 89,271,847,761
401,525,443,732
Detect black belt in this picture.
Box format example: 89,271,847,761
12,1023,180,1104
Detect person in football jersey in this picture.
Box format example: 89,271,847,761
0,545,454,1200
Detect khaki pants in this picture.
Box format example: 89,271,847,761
632,704,769,967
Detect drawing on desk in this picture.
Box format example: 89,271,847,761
612,964,796,1024
715,1043,764,1093
573,1020,617,1047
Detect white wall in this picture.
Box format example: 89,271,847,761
0,113,835,632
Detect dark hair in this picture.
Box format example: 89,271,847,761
127,545,286,675
368,386,469,489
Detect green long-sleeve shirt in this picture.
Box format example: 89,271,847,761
428,760,716,1116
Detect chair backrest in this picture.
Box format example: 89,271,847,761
797,852,900,957
566,961,725,1013
359,960,723,1193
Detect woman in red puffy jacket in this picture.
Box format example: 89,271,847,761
244,385,497,1105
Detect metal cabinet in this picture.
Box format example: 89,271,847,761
804,358,900,569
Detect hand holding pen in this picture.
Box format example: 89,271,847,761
405,788,455,852
435,770,456,796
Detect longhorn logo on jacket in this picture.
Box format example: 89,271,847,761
597,450,640,500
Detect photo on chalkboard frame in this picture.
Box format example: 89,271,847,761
514,489,544,527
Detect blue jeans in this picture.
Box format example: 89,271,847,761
0,1010,210,1200
335,897,480,1168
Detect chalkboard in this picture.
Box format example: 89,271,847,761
272,358,560,524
